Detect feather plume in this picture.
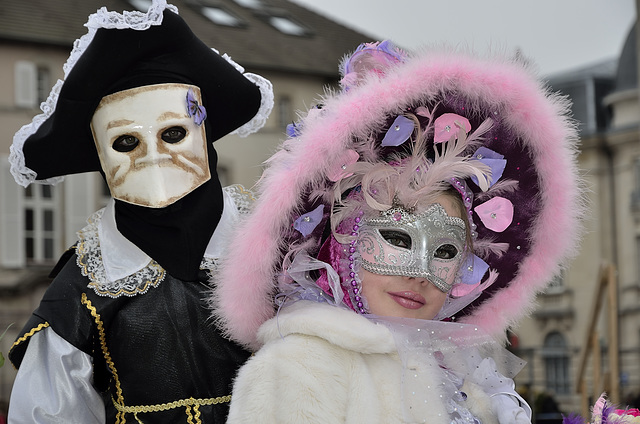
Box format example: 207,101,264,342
476,179,520,202
561,414,586,424
473,239,510,259
406,133,491,208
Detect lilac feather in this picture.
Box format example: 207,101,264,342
562,414,586,424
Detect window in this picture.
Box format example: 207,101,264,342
233,0,264,8
127,0,152,11
14,61,51,108
632,158,640,212
269,16,307,36
23,184,60,264
278,96,292,129
546,272,565,293
15,61,37,108
201,6,243,27
542,331,570,394
36,66,51,105
636,236,640,285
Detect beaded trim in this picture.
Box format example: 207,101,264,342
346,210,367,314
450,177,477,239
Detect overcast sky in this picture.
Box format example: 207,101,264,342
291,0,636,77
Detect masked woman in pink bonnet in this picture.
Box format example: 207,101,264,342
211,41,583,423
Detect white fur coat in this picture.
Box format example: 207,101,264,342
226,301,529,423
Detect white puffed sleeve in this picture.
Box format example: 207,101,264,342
8,327,105,423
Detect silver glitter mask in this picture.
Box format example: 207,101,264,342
358,203,467,293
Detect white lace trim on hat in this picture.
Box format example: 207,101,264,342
211,48,274,137
232,73,274,137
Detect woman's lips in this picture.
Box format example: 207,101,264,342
388,291,426,310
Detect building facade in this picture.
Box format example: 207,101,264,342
513,17,640,418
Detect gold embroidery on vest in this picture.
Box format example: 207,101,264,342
112,395,231,423
11,322,50,351
81,293,126,423
82,293,230,423
193,403,201,424
186,404,194,424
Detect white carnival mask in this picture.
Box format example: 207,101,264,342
359,203,467,293
91,83,210,208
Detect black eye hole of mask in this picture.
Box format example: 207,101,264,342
112,135,139,152
380,229,412,249
434,244,458,260
161,126,187,144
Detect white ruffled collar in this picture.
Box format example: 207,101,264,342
77,186,245,298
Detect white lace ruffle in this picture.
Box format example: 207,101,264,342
9,0,176,187
76,208,166,298
231,73,274,138
224,184,255,215
212,50,274,137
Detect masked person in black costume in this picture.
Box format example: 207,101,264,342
7,1,273,422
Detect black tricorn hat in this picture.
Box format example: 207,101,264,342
10,2,270,185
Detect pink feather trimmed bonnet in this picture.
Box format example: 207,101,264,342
211,41,583,350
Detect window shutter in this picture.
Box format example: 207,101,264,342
14,61,37,108
63,173,97,247
0,155,25,267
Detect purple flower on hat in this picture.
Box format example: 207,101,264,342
341,41,408,90
433,113,471,144
293,204,325,237
286,122,299,138
471,147,507,188
186,88,207,126
381,115,414,147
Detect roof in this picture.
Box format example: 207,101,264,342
614,22,637,92
547,58,617,85
0,0,375,77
